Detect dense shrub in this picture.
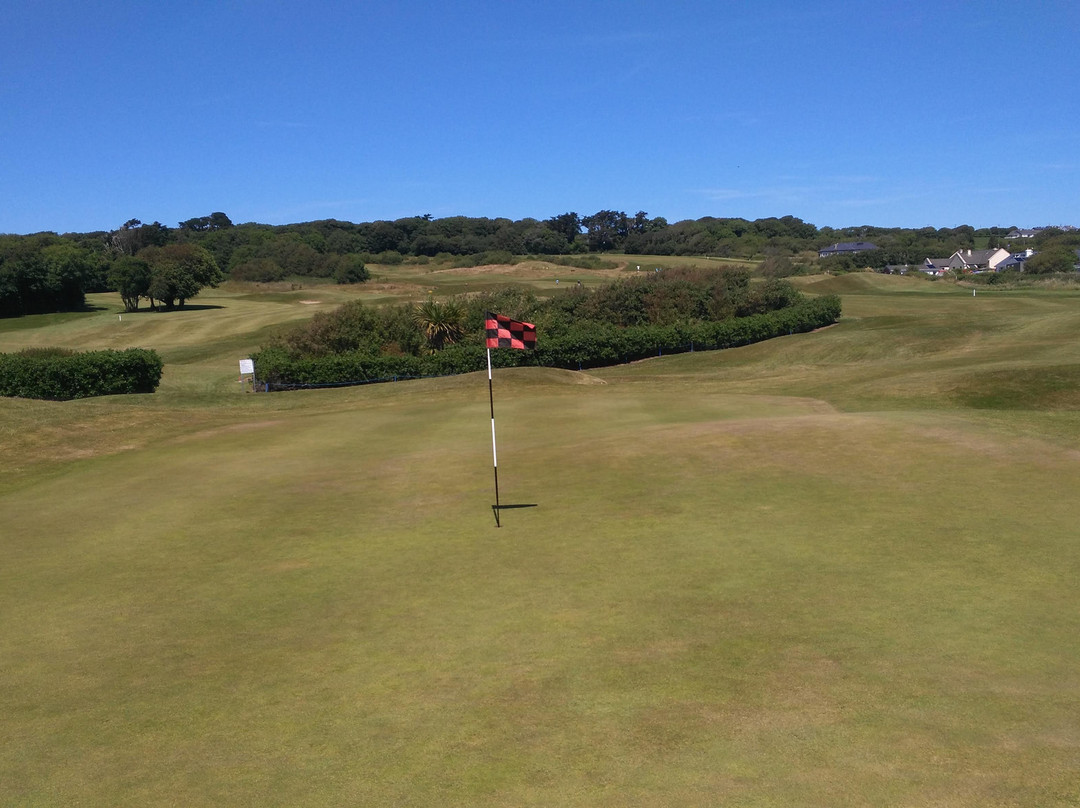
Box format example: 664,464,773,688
229,257,289,283
449,250,517,268
0,347,164,400
538,254,619,270
269,301,424,358
253,266,841,389
562,267,755,326
254,296,840,388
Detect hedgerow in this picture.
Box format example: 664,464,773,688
0,347,164,400
253,295,841,388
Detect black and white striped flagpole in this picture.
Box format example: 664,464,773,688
487,347,501,527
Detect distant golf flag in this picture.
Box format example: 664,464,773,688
485,313,537,350
485,313,536,526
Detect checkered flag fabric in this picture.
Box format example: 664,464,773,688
485,312,537,350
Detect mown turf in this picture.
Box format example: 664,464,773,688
1,272,1079,806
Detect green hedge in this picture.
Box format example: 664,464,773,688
0,348,164,400
254,296,840,389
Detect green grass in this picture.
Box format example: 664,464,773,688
2,273,1080,806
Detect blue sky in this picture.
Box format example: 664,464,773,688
2,0,1078,235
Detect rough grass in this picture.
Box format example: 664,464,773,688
2,273,1079,806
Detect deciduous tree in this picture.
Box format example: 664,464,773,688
1024,246,1078,274
581,210,629,252
546,212,582,245
108,219,170,255
138,244,223,310
179,211,234,231
108,256,152,311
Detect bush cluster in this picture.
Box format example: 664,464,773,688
536,254,619,270
0,347,164,400
546,268,798,327
253,296,840,388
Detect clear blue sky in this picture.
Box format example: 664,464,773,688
3,0,1077,235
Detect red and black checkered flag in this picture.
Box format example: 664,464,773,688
485,312,537,350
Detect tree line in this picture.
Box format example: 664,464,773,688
3,209,1077,317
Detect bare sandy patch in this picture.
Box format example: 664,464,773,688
177,420,284,443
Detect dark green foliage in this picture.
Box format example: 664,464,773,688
0,234,97,316
462,287,540,333
819,249,888,272
9,211,1066,307
137,243,223,310
178,212,233,232
540,254,619,270
252,347,427,387
38,244,95,311
448,250,516,268
578,210,667,252
268,301,424,358
0,348,163,400
107,219,170,256
253,260,841,389
1024,246,1079,274
11,212,1044,306
190,223,275,273
413,299,465,352
253,296,840,387
741,277,803,314
108,256,152,311
546,212,582,246
229,257,288,283
263,270,809,364
552,267,758,327
531,295,840,369
332,254,369,284
371,250,403,265
271,301,384,357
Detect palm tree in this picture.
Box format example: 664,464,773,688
413,298,465,353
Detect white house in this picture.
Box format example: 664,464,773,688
948,248,1012,272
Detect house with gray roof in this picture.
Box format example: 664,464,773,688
818,241,879,257
994,254,1026,271
948,248,1012,272
1000,248,1037,270
923,257,953,275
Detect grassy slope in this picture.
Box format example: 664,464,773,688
1,272,1079,806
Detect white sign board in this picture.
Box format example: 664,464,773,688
239,359,255,376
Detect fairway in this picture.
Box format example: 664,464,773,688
2,273,1079,806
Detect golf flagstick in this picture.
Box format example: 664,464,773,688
483,312,535,527
487,346,501,526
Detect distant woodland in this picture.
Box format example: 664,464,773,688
2,210,1078,317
